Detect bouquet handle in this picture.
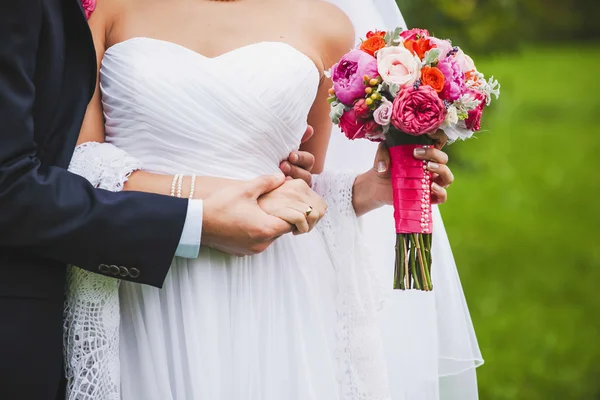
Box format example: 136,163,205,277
387,136,434,290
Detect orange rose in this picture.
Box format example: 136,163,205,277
360,36,387,57
421,66,445,93
403,38,434,60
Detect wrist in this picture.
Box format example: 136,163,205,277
352,170,381,217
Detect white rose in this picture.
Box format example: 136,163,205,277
441,105,459,129
376,46,420,89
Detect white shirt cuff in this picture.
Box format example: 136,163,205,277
175,199,203,258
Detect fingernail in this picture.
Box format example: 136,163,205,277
289,153,299,163
414,148,426,157
431,182,442,192
427,162,439,170
280,162,291,173
377,161,387,173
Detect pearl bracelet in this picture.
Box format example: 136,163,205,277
176,174,184,198
189,174,196,200
170,174,180,197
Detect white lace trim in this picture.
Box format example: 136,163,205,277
64,142,141,400
67,141,142,191
313,172,391,400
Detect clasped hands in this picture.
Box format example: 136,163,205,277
201,127,454,256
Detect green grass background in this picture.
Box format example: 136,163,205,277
441,46,600,399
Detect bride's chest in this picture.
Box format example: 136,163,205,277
100,39,319,156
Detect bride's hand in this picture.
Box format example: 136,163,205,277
258,178,327,234
352,133,454,217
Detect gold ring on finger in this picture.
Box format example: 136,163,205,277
305,206,313,217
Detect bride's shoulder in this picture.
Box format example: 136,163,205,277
298,0,355,67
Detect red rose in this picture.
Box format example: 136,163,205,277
465,91,486,131
366,30,386,39
339,109,367,140
364,120,386,142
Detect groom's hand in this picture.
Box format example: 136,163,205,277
201,174,294,256
279,125,315,186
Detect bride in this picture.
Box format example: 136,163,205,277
65,0,482,399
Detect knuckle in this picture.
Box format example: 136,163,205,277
248,226,270,242
250,243,269,255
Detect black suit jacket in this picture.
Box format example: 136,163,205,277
0,1,189,398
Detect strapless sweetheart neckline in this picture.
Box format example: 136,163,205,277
105,37,322,78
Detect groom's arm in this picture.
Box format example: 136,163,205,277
0,1,189,287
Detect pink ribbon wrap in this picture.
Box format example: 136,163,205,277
389,144,433,234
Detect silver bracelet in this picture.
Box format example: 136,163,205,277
189,174,196,200
176,174,184,198
170,174,180,197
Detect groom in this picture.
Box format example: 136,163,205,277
0,1,318,399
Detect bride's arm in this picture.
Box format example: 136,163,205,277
74,3,237,199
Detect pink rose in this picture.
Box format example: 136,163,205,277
430,38,453,60
400,28,430,41
391,86,447,136
331,50,379,106
365,121,386,142
377,46,420,89
373,97,393,126
465,91,486,131
353,99,371,119
81,0,96,20
339,109,367,140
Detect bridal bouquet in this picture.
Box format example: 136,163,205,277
327,28,500,291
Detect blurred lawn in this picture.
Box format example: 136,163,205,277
442,46,600,399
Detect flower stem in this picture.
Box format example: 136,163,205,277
394,234,403,289
403,235,410,289
413,233,429,291
409,236,421,290
419,233,433,290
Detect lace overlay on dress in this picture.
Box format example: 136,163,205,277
313,172,390,400
64,141,141,399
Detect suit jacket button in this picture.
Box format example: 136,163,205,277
119,266,129,277
109,265,120,276
129,268,140,278
99,264,111,274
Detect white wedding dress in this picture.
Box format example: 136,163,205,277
65,25,482,400
98,38,388,400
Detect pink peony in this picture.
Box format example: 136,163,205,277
465,91,486,131
353,98,371,119
400,28,430,41
437,58,465,101
377,46,420,89
339,109,367,140
391,86,447,136
373,97,393,126
81,0,96,20
331,50,379,106
364,120,386,142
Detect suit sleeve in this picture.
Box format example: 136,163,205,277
0,1,188,288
